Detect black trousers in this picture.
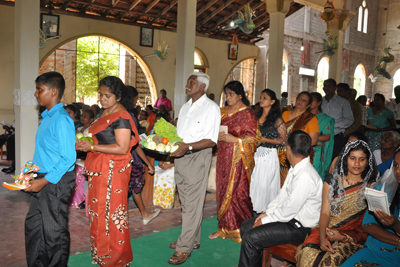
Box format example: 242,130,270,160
6,134,15,162
25,171,75,267
238,217,311,267
332,132,345,160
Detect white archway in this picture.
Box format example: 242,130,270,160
316,57,329,95
353,64,366,96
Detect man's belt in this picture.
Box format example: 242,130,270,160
185,149,201,155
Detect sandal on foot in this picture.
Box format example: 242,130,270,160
142,209,161,225
168,251,191,265
169,241,200,251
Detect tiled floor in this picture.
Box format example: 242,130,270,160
0,159,285,267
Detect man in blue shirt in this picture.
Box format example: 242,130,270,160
24,72,76,267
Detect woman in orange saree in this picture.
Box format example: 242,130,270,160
280,91,319,186
209,81,260,243
78,76,139,267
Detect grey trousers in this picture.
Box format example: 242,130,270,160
175,148,212,253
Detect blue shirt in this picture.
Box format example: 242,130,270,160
33,103,76,184
321,94,354,135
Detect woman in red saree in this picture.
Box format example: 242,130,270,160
209,81,260,243
77,76,139,267
295,140,379,267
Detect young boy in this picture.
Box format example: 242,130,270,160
24,72,76,267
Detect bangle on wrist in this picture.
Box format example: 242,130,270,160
91,144,94,152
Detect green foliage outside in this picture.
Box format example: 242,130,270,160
75,37,120,102
317,64,327,95
353,76,362,97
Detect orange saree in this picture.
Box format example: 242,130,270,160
85,111,139,267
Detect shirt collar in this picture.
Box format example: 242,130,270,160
43,103,63,118
188,94,208,108
289,156,310,175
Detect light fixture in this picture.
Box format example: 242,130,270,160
230,21,235,27
301,44,304,51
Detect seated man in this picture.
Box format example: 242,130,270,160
238,130,323,267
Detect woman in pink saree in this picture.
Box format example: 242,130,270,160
209,81,260,243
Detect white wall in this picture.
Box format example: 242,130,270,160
0,5,259,123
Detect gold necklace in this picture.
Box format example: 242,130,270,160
105,104,118,116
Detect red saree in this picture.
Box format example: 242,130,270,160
85,111,139,267
216,106,261,243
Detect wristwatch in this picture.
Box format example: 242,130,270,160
188,143,193,151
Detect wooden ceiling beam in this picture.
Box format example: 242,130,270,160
117,0,141,19
81,0,94,13
104,0,121,15
152,0,177,23
199,0,236,26
144,0,160,13
61,0,73,10
196,0,218,17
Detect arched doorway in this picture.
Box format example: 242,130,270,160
39,36,156,108
392,69,400,98
316,57,329,95
353,64,366,96
194,48,209,73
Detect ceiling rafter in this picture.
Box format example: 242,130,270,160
152,0,177,23
144,0,160,13
118,0,141,19
104,0,121,15
196,0,218,17
81,0,94,13
61,0,73,10
199,0,236,26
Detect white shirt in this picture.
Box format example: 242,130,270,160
262,157,323,228
177,94,221,144
322,94,354,135
373,150,382,165
386,100,400,128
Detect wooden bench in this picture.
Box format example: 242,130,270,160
262,244,300,267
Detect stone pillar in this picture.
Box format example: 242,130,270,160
14,0,40,170
173,0,196,118
265,0,291,96
255,46,267,101
325,10,354,82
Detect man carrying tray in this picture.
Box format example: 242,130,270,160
168,72,221,265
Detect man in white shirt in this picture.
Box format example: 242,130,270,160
386,85,400,130
168,72,221,265
238,130,323,267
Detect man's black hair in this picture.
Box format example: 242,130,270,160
287,130,311,157
35,71,66,99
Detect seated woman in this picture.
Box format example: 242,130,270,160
145,105,157,135
139,110,149,132
373,131,400,175
296,140,379,267
329,132,368,174
157,104,172,122
341,149,400,267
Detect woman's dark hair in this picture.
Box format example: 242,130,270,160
83,109,95,120
341,143,378,182
287,130,311,157
121,85,139,117
296,91,313,107
65,104,78,118
344,132,369,143
256,89,281,127
99,76,126,101
158,104,166,112
140,110,148,119
224,81,250,106
91,104,100,116
146,105,153,111
390,149,400,214
160,89,167,95
311,92,323,112
374,93,385,103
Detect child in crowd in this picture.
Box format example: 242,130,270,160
24,72,76,266
139,110,149,132
69,109,95,209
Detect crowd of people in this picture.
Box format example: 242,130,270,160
15,70,400,267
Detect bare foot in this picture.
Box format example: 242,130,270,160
208,232,220,239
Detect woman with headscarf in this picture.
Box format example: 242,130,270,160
209,81,261,243
341,148,400,267
295,140,380,267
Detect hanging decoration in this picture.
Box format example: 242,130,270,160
317,0,338,57
143,41,169,61
369,47,394,82
221,4,255,35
